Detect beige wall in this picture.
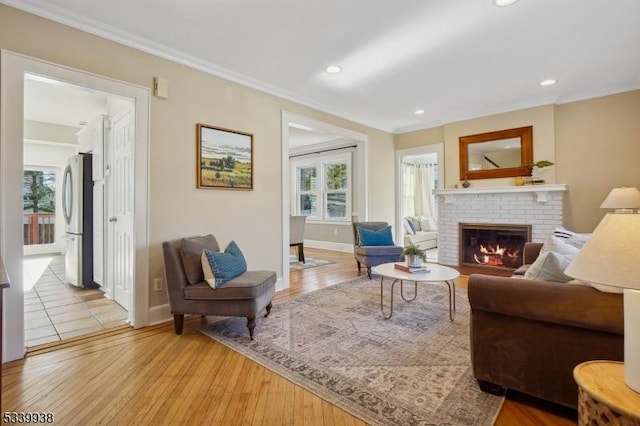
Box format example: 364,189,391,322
556,90,640,232
0,5,396,307
395,126,444,150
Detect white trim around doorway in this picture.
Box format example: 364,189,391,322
281,111,369,291
0,50,150,362
395,144,444,247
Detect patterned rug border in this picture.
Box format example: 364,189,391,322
201,275,504,426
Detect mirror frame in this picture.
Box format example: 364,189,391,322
459,126,533,181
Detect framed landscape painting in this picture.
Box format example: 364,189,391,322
196,124,253,190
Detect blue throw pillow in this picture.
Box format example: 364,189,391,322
203,240,247,286
358,225,394,246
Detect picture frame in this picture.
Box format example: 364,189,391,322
196,123,254,190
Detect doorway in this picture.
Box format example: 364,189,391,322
21,77,134,347
395,144,444,259
281,112,369,291
1,51,150,362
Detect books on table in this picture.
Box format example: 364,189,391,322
394,263,430,273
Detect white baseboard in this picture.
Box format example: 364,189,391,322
148,303,172,325
275,277,285,292
304,239,353,253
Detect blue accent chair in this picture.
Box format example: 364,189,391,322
352,221,404,279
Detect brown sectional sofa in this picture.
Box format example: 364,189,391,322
468,242,624,408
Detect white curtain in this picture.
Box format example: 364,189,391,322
403,163,436,218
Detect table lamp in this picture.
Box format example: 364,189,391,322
565,210,640,393
599,186,640,213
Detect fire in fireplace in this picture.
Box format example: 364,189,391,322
459,223,532,270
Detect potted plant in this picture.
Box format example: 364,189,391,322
529,160,554,183
403,243,427,268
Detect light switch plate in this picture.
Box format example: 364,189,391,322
153,77,169,99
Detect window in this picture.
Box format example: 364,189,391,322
292,153,351,221
23,169,57,245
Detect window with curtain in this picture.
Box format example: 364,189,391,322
402,162,438,218
292,152,352,221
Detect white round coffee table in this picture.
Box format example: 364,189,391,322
371,262,460,320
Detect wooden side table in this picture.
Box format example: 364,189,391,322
574,360,640,426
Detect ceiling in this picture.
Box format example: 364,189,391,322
5,0,640,134
24,75,108,128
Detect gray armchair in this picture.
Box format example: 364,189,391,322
162,235,276,339
289,215,306,263
352,221,404,279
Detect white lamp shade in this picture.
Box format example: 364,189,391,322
565,213,640,290
600,187,640,209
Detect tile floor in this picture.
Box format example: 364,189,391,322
24,255,129,347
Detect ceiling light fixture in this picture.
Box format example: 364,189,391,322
325,65,342,74
540,79,557,86
494,0,519,6
414,109,425,115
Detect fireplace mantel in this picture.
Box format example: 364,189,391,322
436,184,567,203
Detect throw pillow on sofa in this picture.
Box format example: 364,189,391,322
540,235,580,257
358,225,394,246
403,219,416,235
419,216,437,231
524,251,574,282
553,226,591,249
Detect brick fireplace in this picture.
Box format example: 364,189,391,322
435,184,567,267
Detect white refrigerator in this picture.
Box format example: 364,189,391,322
62,153,97,288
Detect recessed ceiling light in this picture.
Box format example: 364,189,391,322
325,65,342,74
414,109,425,115
540,79,557,86
494,0,519,6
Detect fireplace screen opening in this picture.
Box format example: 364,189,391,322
459,223,532,270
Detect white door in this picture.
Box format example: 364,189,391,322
107,110,134,310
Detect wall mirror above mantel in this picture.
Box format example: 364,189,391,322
459,126,533,180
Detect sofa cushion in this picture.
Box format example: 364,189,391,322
358,225,394,246
180,235,220,285
355,245,403,257
524,251,574,283
202,241,247,286
184,270,277,300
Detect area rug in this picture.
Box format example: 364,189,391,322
288,256,335,270
200,276,504,426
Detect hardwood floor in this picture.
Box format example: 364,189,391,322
2,248,576,425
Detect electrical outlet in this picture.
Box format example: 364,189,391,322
333,228,338,235
154,278,163,291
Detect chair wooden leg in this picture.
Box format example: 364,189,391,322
356,261,361,272
174,314,184,335
298,245,305,264
367,267,372,279
247,316,256,340
264,302,273,317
